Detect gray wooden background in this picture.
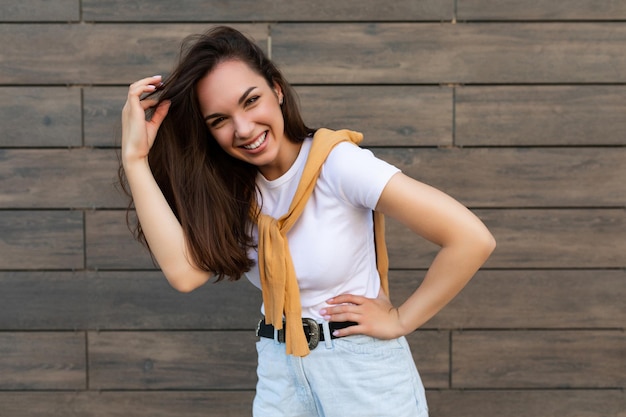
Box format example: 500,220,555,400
1,1,625,416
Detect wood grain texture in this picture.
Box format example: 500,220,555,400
374,147,626,207
0,24,267,84
85,210,155,269
0,389,623,417
0,391,256,417
84,86,453,147
0,332,85,390
272,23,626,84
88,330,449,390
386,209,626,269
0,271,262,330
13,146,615,211
89,331,258,390
427,389,626,417
83,0,453,22
0,211,83,269
0,0,79,21
390,269,626,329
85,271,263,330
0,271,88,330
83,87,126,147
452,330,626,388
0,87,81,147
458,0,626,20
297,86,452,146
456,86,626,146
0,149,123,208
406,331,450,388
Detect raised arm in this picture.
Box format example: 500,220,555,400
322,172,496,338
121,76,212,292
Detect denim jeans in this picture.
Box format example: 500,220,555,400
253,329,428,417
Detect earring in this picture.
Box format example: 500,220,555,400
279,96,284,106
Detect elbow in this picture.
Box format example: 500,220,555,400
169,280,200,293
479,230,497,261
162,267,210,293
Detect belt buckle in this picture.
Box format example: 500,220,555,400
255,318,263,337
302,318,320,350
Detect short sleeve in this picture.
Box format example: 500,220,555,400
320,142,401,210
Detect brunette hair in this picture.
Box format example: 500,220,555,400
119,26,315,281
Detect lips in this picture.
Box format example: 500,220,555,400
242,132,267,150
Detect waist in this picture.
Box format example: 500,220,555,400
256,317,357,350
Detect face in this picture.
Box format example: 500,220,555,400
197,59,297,180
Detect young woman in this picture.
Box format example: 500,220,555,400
120,26,495,417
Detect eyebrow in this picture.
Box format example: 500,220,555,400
203,86,257,121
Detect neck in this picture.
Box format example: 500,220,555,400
259,139,303,181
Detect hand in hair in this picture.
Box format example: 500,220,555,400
121,75,171,167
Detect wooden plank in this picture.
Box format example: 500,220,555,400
0,149,123,208
87,208,626,271
0,271,262,330
0,0,79,21
83,0,453,21
0,211,83,269
86,270,263,330
3,269,619,332
427,389,626,417
0,87,81,147
458,0,626,20
406,331,450,389
88,330,448,390
456,86,626,146
88,331,258,389
18,146,617,210
0,24,268,84
1,389,622,417
85,210,156,269
0,391,256,417
297,86,452,146
83,87,126,147
390,269,626,329
85,85,452,147
452,330,626,388
272,23,626,84
386,209,626,269
0,332,85,390
0,272,88,330
373,147,626,208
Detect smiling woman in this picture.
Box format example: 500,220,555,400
197,60,301,180
118,26,494,417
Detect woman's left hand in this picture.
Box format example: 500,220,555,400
319,291,407,339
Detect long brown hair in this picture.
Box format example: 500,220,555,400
119,26,315,281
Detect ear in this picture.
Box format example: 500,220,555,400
273,82,284,105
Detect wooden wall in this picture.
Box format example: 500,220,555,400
1,1,624,416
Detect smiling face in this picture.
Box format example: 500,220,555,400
197,59,301,180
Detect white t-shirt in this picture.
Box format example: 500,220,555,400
244,136,400,321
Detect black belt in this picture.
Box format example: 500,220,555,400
256,318,357,350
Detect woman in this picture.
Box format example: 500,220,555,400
120,26,495,417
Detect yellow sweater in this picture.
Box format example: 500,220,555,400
256,128,389,356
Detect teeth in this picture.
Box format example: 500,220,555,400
243,132,267,150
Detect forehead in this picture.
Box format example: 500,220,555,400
197,60,267,110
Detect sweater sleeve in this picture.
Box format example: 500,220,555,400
321,142,401,210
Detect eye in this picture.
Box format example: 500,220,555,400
245,95,260,107
209,116,227,128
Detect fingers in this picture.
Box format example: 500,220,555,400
319,293,404,339
128,75,163,98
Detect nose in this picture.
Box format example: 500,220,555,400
233,114,254,140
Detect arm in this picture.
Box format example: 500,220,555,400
321,172,496,338
122,76,212,292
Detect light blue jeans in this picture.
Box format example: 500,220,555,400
253,328,428,417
